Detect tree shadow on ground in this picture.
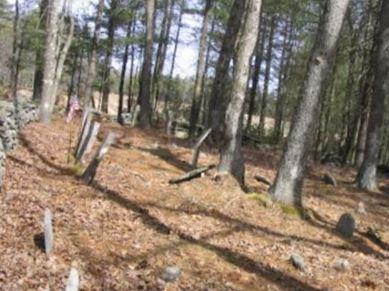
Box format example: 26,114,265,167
91,182,321,291
19,129,388,282
137,146,193,173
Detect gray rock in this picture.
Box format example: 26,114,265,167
323,173,337,186
336,213,356,238
356,201,367,215
290,252,306,271
334,259,350,271
65,267,79,291
160,266,181,282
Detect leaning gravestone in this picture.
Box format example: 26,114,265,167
336,213,356,238
82,132,116,185
44,209,54,255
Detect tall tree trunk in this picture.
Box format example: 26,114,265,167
164,0,184,112
340,17,360,164
33,0,48,101
258,15,276,138
246,13,265,132
152,0,175,112
67,49,80,111
84,0,104,107
101,0,117,114
270,0,350,206
127,15,137,113
200,18,215,126
356,0,389,191
39,0,62,123
118,20,133,123
51,15,75,108
10,0,20,98
138,0,155,128
218,0,262,184
354,0,377,167
274,19,294,143
207,0,248,143
189,0,212,137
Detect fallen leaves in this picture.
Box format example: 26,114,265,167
0,118,388,290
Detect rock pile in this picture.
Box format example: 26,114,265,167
0,97,38,189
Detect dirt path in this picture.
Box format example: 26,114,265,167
0,118,388,290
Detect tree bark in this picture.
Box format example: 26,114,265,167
138,0,155,128
127,15,137,113
356,0,389,191
101,0,117,114
188,0,213,137
207,0,248,144
10,0,20,98
270,0,350,206
83,0,104,108
218,0,262,185
118,20,133,123
164,0,184,112
51,15,75,108
33,0,48,101
152,0,175,112
274,19,294,143
246,14,266,132
354,0,377,167
258,15,276,138
39,0,62,123
200,18,215,126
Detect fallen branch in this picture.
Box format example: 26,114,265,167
169,165,215,184
254,175,272,186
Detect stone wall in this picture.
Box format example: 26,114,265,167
0,97,38,189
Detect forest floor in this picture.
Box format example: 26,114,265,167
0,117,388,290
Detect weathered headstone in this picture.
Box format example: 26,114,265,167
65,267,79,291
75,121,101,163
336,213,356,238
75,111,92,159
82,132,116,185
44,208,54,255
160,266,181,282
